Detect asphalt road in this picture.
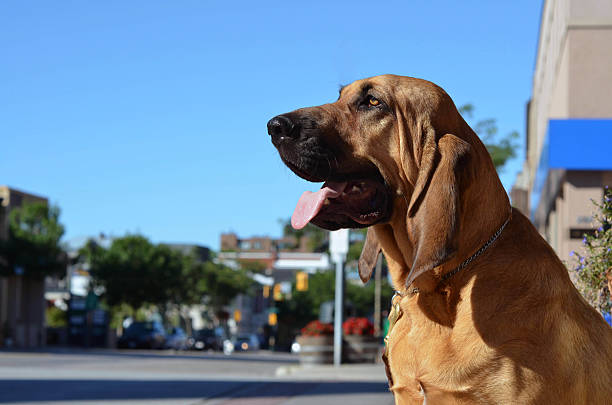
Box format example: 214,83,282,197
0,349,394,405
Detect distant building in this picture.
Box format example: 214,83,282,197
218,232,331,277
218,232,332,335
511,0,612,261
0,186,49,348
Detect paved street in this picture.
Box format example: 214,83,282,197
0,349,393,404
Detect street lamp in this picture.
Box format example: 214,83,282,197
329,229,349,367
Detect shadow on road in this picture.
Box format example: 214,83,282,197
0,379,390,402
0,348,299,365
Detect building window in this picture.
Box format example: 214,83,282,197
569,228,596,239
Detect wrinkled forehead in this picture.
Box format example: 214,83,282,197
338,75,444,99
338,75,399,100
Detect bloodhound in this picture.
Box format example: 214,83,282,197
268,75,612,404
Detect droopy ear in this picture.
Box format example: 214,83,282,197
358,228,381,283
405,133,471,287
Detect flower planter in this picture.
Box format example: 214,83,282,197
296,335,334,365
343,335,380,363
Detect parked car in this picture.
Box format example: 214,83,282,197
117,321,166,349
232,333,260,352
191,328,224,351
165,327,188,350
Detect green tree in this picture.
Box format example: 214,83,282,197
0,202,66,278
277,270,335,331
459,104,519,172
85,235,184,310
85,237,254,324
347,229,367,262
193,260,253,311
346,277,393,317
570,187,612,314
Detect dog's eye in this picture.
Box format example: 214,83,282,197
368,97,380,107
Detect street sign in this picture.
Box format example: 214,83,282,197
329,229,349,263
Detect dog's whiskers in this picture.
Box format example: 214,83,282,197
325,156,333,179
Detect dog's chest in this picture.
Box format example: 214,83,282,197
385,296,541,404
385,296,492,403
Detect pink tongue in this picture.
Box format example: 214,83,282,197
291,182,347,229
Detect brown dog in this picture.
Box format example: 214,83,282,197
268,75,612,404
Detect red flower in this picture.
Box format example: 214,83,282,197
300,320,334,336
342,317,374,336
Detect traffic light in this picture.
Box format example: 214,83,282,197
263,285,270,298
296,271,308,291
234,309,242,322
268,313,277,326
273,284,282,301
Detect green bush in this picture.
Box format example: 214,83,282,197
46,306,67,328
570,186,611,314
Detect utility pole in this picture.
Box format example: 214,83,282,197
329,229,349,367
374,253,382,337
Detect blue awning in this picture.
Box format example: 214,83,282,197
530,119,612,222
548,119,612,170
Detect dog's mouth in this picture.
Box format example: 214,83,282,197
291,174,391,231
269,111,392,231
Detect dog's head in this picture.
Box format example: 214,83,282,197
269,75,506,289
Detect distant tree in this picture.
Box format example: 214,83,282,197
193,260,253,311
346,229,367,263
0,202,66,278
85,235,184,310
459,104,519,172
277,270,335,328
237,259,268,274
346,277,393,316
85,237,254,327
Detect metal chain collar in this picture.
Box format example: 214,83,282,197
396,214,512,297
439,215,511,283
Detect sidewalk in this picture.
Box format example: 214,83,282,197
275,362,388,382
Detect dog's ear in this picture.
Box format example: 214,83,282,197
404,132,471,288
358,228,381,283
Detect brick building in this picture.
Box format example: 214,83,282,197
0,186,49,348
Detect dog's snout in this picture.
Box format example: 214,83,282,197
267,115,295,142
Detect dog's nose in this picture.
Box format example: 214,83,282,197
267,115,295,141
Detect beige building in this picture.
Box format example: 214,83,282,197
0,186,49,348
512,0,612,263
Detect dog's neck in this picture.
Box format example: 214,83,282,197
452,126,512,274
376,126,511,293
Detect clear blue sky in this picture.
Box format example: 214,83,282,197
1,1,542,251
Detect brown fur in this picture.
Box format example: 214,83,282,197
275,75,612,404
